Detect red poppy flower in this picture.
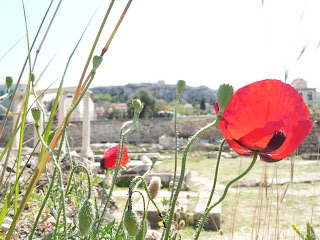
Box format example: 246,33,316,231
100,144,129,169
215,79,313,162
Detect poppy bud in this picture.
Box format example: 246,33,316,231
175,212,180,220
135,219,148,240
30,73,35,83
124,208,140,236
47,128,57,145
217,84,233,115
78,198,95,236
148,177,161,200
92,56,103,71
179,220,185,229
5,76,13,92
176,80,186,97
31,107,41,125
151,156,158,168
132,99,143,113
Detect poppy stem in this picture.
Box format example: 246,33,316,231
64,165,92,199
114,158,153,238
163,115,222,240
205,139,226,211
97,105,142,232
172,98,180,190
35,125,68,240
128,176,166,226
193,151,258,240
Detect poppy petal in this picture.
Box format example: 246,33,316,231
236,121,284,150
102,144,129,169
259,153,279,163
222,80,308,140
218,114,252,155
265,119,313,160
217,79,312,161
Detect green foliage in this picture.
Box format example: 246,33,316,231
200,96,206,110
292,222,317,240
92,93,113,103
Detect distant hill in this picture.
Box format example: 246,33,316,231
90,82,217,104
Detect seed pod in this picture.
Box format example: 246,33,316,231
31,107,41,125
148,177,161,200
5,76,13,92
124,208,140,236
217,84,233,115
176,80,186,97
135,219,148,240
30,73,35,83
79,199,95,236
92,56,103,71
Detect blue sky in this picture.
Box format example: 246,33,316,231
1,0,320,92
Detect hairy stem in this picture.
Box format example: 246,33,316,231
193,151,258,240
163,116,222,240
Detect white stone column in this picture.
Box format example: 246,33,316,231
33,95,44,151
12,94,23,149
58,91,67,153
81,92,93,158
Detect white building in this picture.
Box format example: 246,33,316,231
290,78,318,107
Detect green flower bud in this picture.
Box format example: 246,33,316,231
31,107,41,125
135,219,148,240
79,199,95,236
5,76,13,92
92,56,103,71
47,128,58,145
132,99,142,111
217,84,233,116
30,73,35,83
176,80,186,97
124,208,140,236
151,156,158,168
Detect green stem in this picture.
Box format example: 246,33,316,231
114,159,152,238
28,170,57,240
173,98,179,188
97,117,139,230
76,0,115,90
65,137,74,172
193,151,258,240
205,139,226,210
143,200,150,239
64,165,92,199
99,169,108,211
133,190,146,217
163,116,222,240
128,176,166,225
36,125,67,240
